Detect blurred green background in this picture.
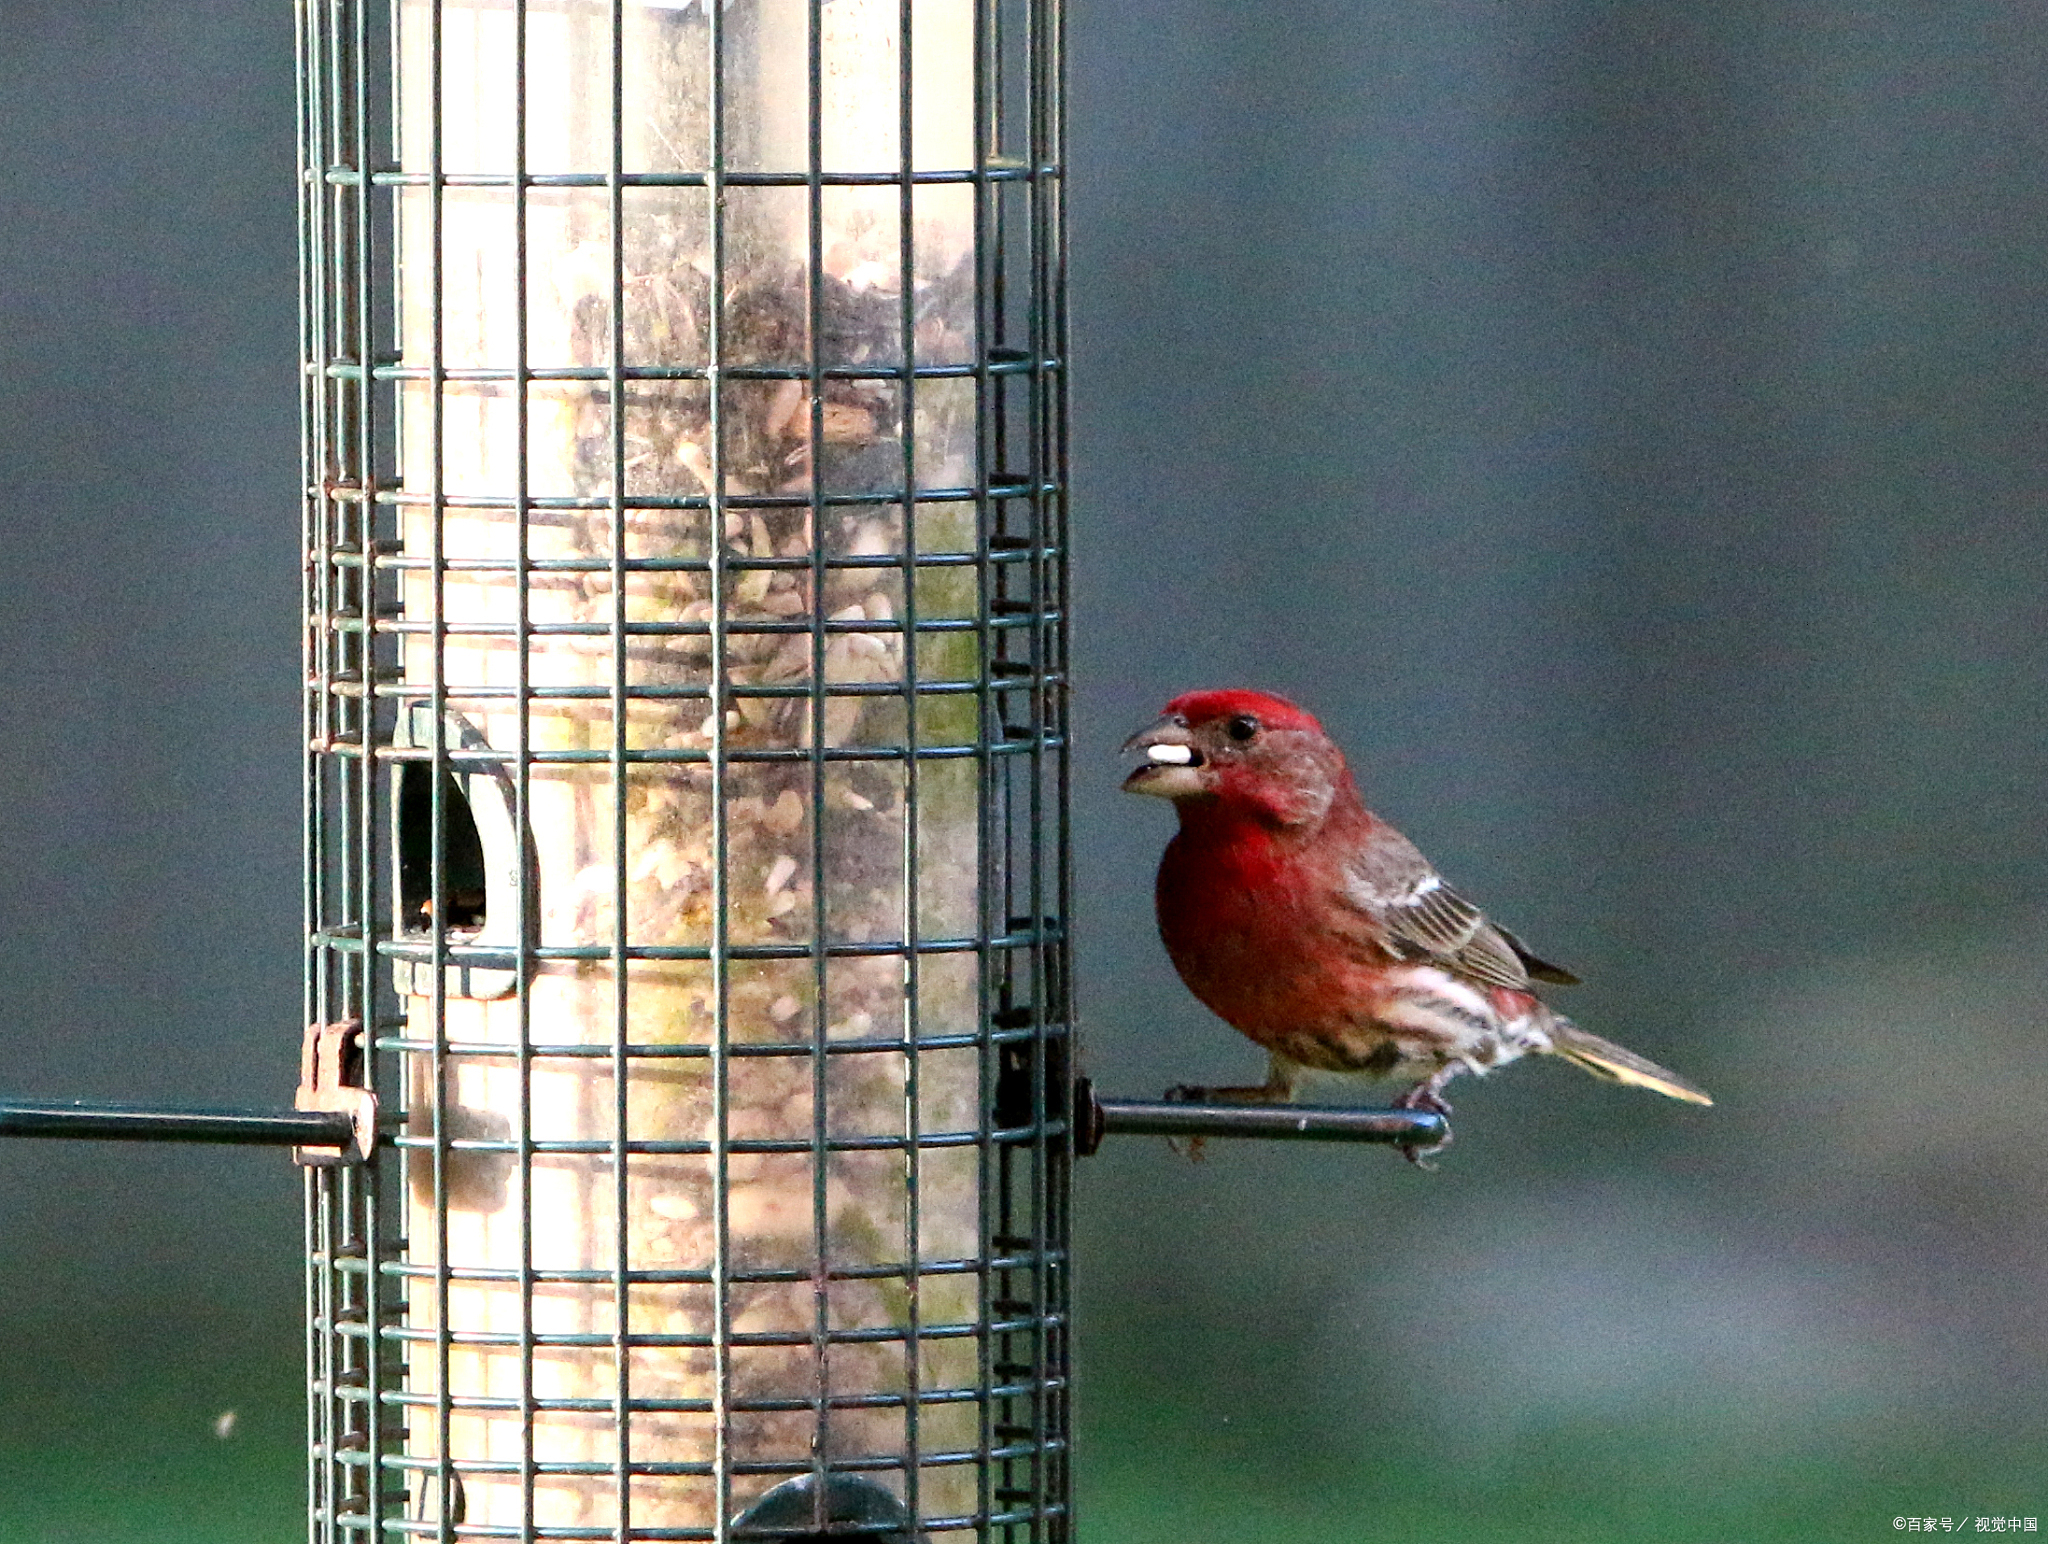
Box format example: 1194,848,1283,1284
3,1,2045,1539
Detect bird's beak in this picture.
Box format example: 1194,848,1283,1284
1120,715,1208,799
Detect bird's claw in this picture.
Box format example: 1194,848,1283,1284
1397,1124,1452,1168
1392,1085,1453,1119
1393,1081,1454,1168
1159,1085,1212,1159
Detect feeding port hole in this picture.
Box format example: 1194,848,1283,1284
397,764,489,936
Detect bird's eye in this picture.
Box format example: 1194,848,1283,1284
1225,714,1260,743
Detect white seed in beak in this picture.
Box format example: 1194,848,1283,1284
1146,743,1195,765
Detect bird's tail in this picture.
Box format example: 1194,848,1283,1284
1544,1016,1713,1106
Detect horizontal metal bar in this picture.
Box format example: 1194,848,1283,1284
346,479,1055,511
0,1097,357,1148
340,549,1008,572
338,162,1050,189
383,1128,1057,1157
328,547,1059,572
357,1254,1031,1286
329,928,1063,964
315,738,1053,766
361,615,989,639
365,1029,1024,1059
362,1383,1000,1416
336,358,1036,384
376,1319,1003,1351
1077,1081,1446,1154
318,543,1046,570
323,676,1016,704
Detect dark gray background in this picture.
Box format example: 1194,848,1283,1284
4,2,2045,1537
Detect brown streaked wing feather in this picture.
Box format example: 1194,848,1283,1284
1341,858,1535,992
1401,886,1534,990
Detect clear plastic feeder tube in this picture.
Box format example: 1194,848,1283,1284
389,0,987,1532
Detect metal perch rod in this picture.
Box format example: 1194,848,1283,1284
1,1085,1448,1154
0,1097,356,1148
1074,1079,1447,1155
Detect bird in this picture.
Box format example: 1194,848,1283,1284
1121,688,1710,1157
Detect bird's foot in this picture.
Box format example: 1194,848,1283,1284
1155,1087,1206,1161
1392,1080,1455,1168
1161,1084,1276,1160
1392,1083,1453,1118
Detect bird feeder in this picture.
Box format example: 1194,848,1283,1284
299,0,1070,1535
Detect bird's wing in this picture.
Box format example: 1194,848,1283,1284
1339,832,1578,991
1493,924,1581,986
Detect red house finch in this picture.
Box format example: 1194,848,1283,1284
1123,689,1710,1154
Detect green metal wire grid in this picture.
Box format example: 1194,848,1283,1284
296,0,1072,1538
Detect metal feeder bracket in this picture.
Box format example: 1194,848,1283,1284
290,1019,379,1165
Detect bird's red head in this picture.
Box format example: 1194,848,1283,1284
1161,689,1328,738
1121,689,1354,830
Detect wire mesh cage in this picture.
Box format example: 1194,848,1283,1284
297,0,1070,1536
